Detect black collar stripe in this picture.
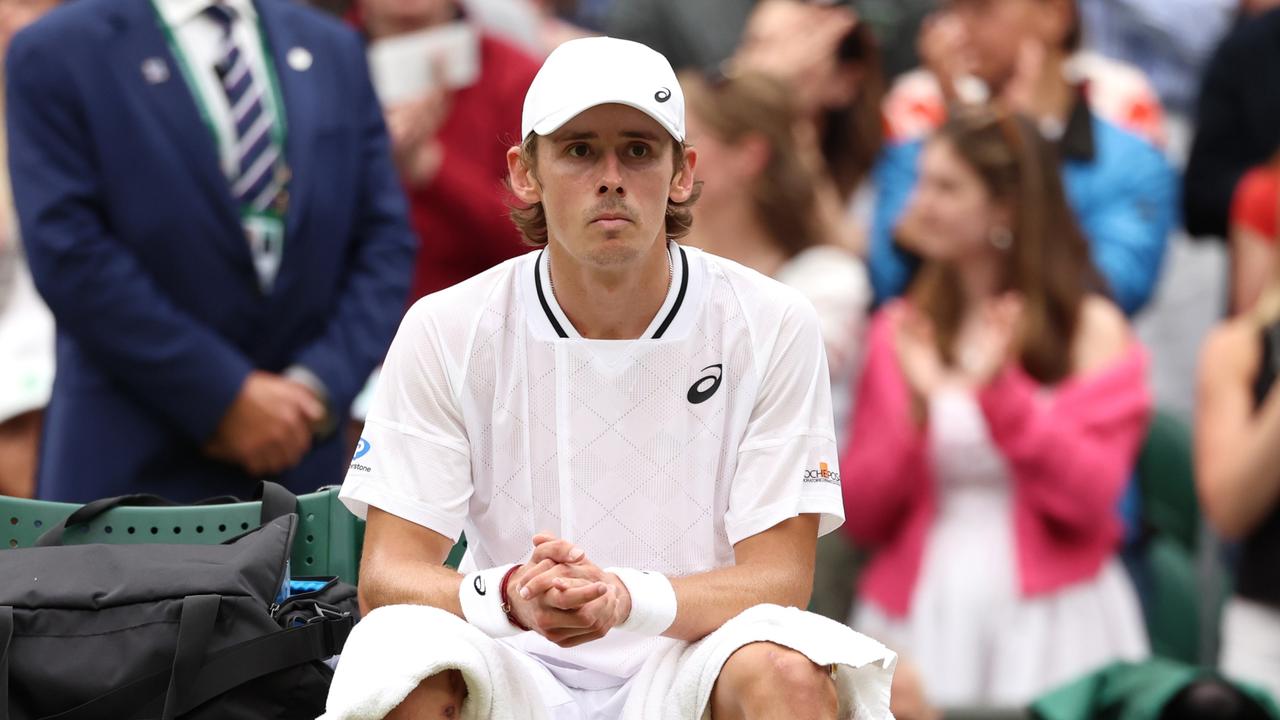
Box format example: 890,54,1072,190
535,246,688,340
651,246,688,339
534,251,569,339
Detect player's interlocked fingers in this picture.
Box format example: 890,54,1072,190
503,534,633,648
504,570,624,648
519,534,621,602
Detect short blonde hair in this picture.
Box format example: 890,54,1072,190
507,135,701,246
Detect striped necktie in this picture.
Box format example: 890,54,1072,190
203,3,284,214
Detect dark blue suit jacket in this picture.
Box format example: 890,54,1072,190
7,0,417,502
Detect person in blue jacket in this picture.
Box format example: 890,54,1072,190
869,0,1176,316
7,0,416,502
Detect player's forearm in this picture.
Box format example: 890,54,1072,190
664,562,813,642
357,556,465,618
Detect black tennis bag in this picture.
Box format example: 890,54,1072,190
0,510,354,719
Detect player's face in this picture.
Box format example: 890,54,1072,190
909,137,1009,262
518,104,696,269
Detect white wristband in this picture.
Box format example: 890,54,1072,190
607,567,677,636
458,564,524,638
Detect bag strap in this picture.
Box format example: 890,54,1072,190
35,494,174,547
175,613,353,714
0,606,12,720
34,483,297,547
161,595,220,720
35,612,351,720
255,481,298,524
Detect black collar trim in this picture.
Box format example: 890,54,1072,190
534,251,569,339
534,246,688,340
652,246,688,339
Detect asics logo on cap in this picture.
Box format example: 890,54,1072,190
687,364,723,404
521,38,686,141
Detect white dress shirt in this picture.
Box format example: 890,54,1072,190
153,0,281,179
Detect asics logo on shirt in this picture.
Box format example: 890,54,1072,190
474,576,486,596
687,364,723,404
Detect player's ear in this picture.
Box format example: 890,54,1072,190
669,145,697,203
507,143,543,204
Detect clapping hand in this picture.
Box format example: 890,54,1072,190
895,304,949,401
954,293,1024,386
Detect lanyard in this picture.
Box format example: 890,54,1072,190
148,0,290,199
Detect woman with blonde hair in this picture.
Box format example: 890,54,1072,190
1196,200,1280,701
841,105,1150,706
680,69,869,437
731,0,886,254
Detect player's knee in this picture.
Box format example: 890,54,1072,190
769,648,833,704
732,644,834,708
384,670,467,720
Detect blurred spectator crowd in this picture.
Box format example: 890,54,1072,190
3,0,1280,716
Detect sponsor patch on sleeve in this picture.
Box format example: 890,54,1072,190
802,461,840,486
349,437,373,473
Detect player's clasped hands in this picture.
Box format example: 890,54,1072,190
504,534,633,649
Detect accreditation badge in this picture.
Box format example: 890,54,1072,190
243,211,285,293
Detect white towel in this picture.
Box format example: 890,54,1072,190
620,604,898,720
320,604,895,720
318,604,550,720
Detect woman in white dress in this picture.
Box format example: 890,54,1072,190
841,105,1150,707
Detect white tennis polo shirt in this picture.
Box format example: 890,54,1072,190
340,242,845,682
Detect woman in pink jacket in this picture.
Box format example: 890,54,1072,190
842,106,1150,707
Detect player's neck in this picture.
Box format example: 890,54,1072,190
545,239,673,340
687,204,788,278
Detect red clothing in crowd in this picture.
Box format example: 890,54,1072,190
1232,164,1279,241
840,305,1151,617
405,34,539,299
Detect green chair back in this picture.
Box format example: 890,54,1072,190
1136,410,1199,554
0,487,365,584
1144,534,1201,665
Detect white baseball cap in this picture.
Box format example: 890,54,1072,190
521,37,685,142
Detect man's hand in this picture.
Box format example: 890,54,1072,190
503,534,632,648
731,3,858,114
918,11,976,104
204,371,325,476
383,61,452,186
